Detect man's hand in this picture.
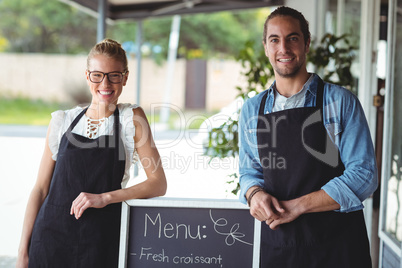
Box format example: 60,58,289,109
247,189,340,230
247,187,285,224
249,190,302,230
269,198,304,230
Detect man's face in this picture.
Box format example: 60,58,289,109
263,16,310,79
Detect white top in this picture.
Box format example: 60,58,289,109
48,103,139,188
272,74,313,112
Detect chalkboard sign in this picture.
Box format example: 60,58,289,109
119,197,260,267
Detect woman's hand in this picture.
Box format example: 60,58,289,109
70,192,109,220
16,252,29,268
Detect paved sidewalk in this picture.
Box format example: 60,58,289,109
0,125,238,267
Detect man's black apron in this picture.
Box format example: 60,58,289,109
257,79,372,267
29,107,125,268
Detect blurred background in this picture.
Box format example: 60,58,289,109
1,0,401,267
0,1,272,266
0,0,271,119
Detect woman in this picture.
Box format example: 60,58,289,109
16,39,167,268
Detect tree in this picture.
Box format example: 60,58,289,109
109,8,271,59
0,0,270,58
0,0,96,53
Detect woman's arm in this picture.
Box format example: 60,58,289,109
16,126,56,268
70,106,167,219
106,106,167,199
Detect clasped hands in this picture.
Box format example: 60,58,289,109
249,190,304,230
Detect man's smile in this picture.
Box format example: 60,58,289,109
277,57,295,63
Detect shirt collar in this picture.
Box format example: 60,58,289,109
267,73,316,95
264,73,320,113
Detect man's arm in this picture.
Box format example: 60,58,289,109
266,86,377,229
267,190,340,230
320,86,378,213
238,98,266,204
239,97,287,223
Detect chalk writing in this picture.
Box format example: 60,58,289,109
144,213,205,240
130,247,223,266
209,209,253,246
126,205,257,267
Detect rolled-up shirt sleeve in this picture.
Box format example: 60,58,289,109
321,88,378,213
239,98,265,204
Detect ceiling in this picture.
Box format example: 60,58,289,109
61,0,284,20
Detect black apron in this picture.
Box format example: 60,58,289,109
257,79,372,268
29,107,126,268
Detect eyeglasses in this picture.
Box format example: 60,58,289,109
88,71,127,84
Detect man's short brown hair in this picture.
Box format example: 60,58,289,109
263,6,311,46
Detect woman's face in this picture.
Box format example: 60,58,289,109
86,54,128,107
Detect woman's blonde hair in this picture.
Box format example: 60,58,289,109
87,39,128,71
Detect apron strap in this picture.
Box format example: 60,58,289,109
112,107,122,161
315,76,324,109
258,91,269,116
64,106,124,163
66,106,120,135
113,106,120,140
66,107,88,133
258,76,326,116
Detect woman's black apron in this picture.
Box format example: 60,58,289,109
257,78,372,268
29,107,126,268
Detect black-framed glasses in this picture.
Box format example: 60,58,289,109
88,71,127,84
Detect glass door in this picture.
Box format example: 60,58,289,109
379,0,402,266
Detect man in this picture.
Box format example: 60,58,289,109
239,6,378,267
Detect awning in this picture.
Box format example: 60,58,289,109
61,0,283,20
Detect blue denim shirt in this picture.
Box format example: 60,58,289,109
239,74,378,212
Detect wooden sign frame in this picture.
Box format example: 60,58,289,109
119,197,261,267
